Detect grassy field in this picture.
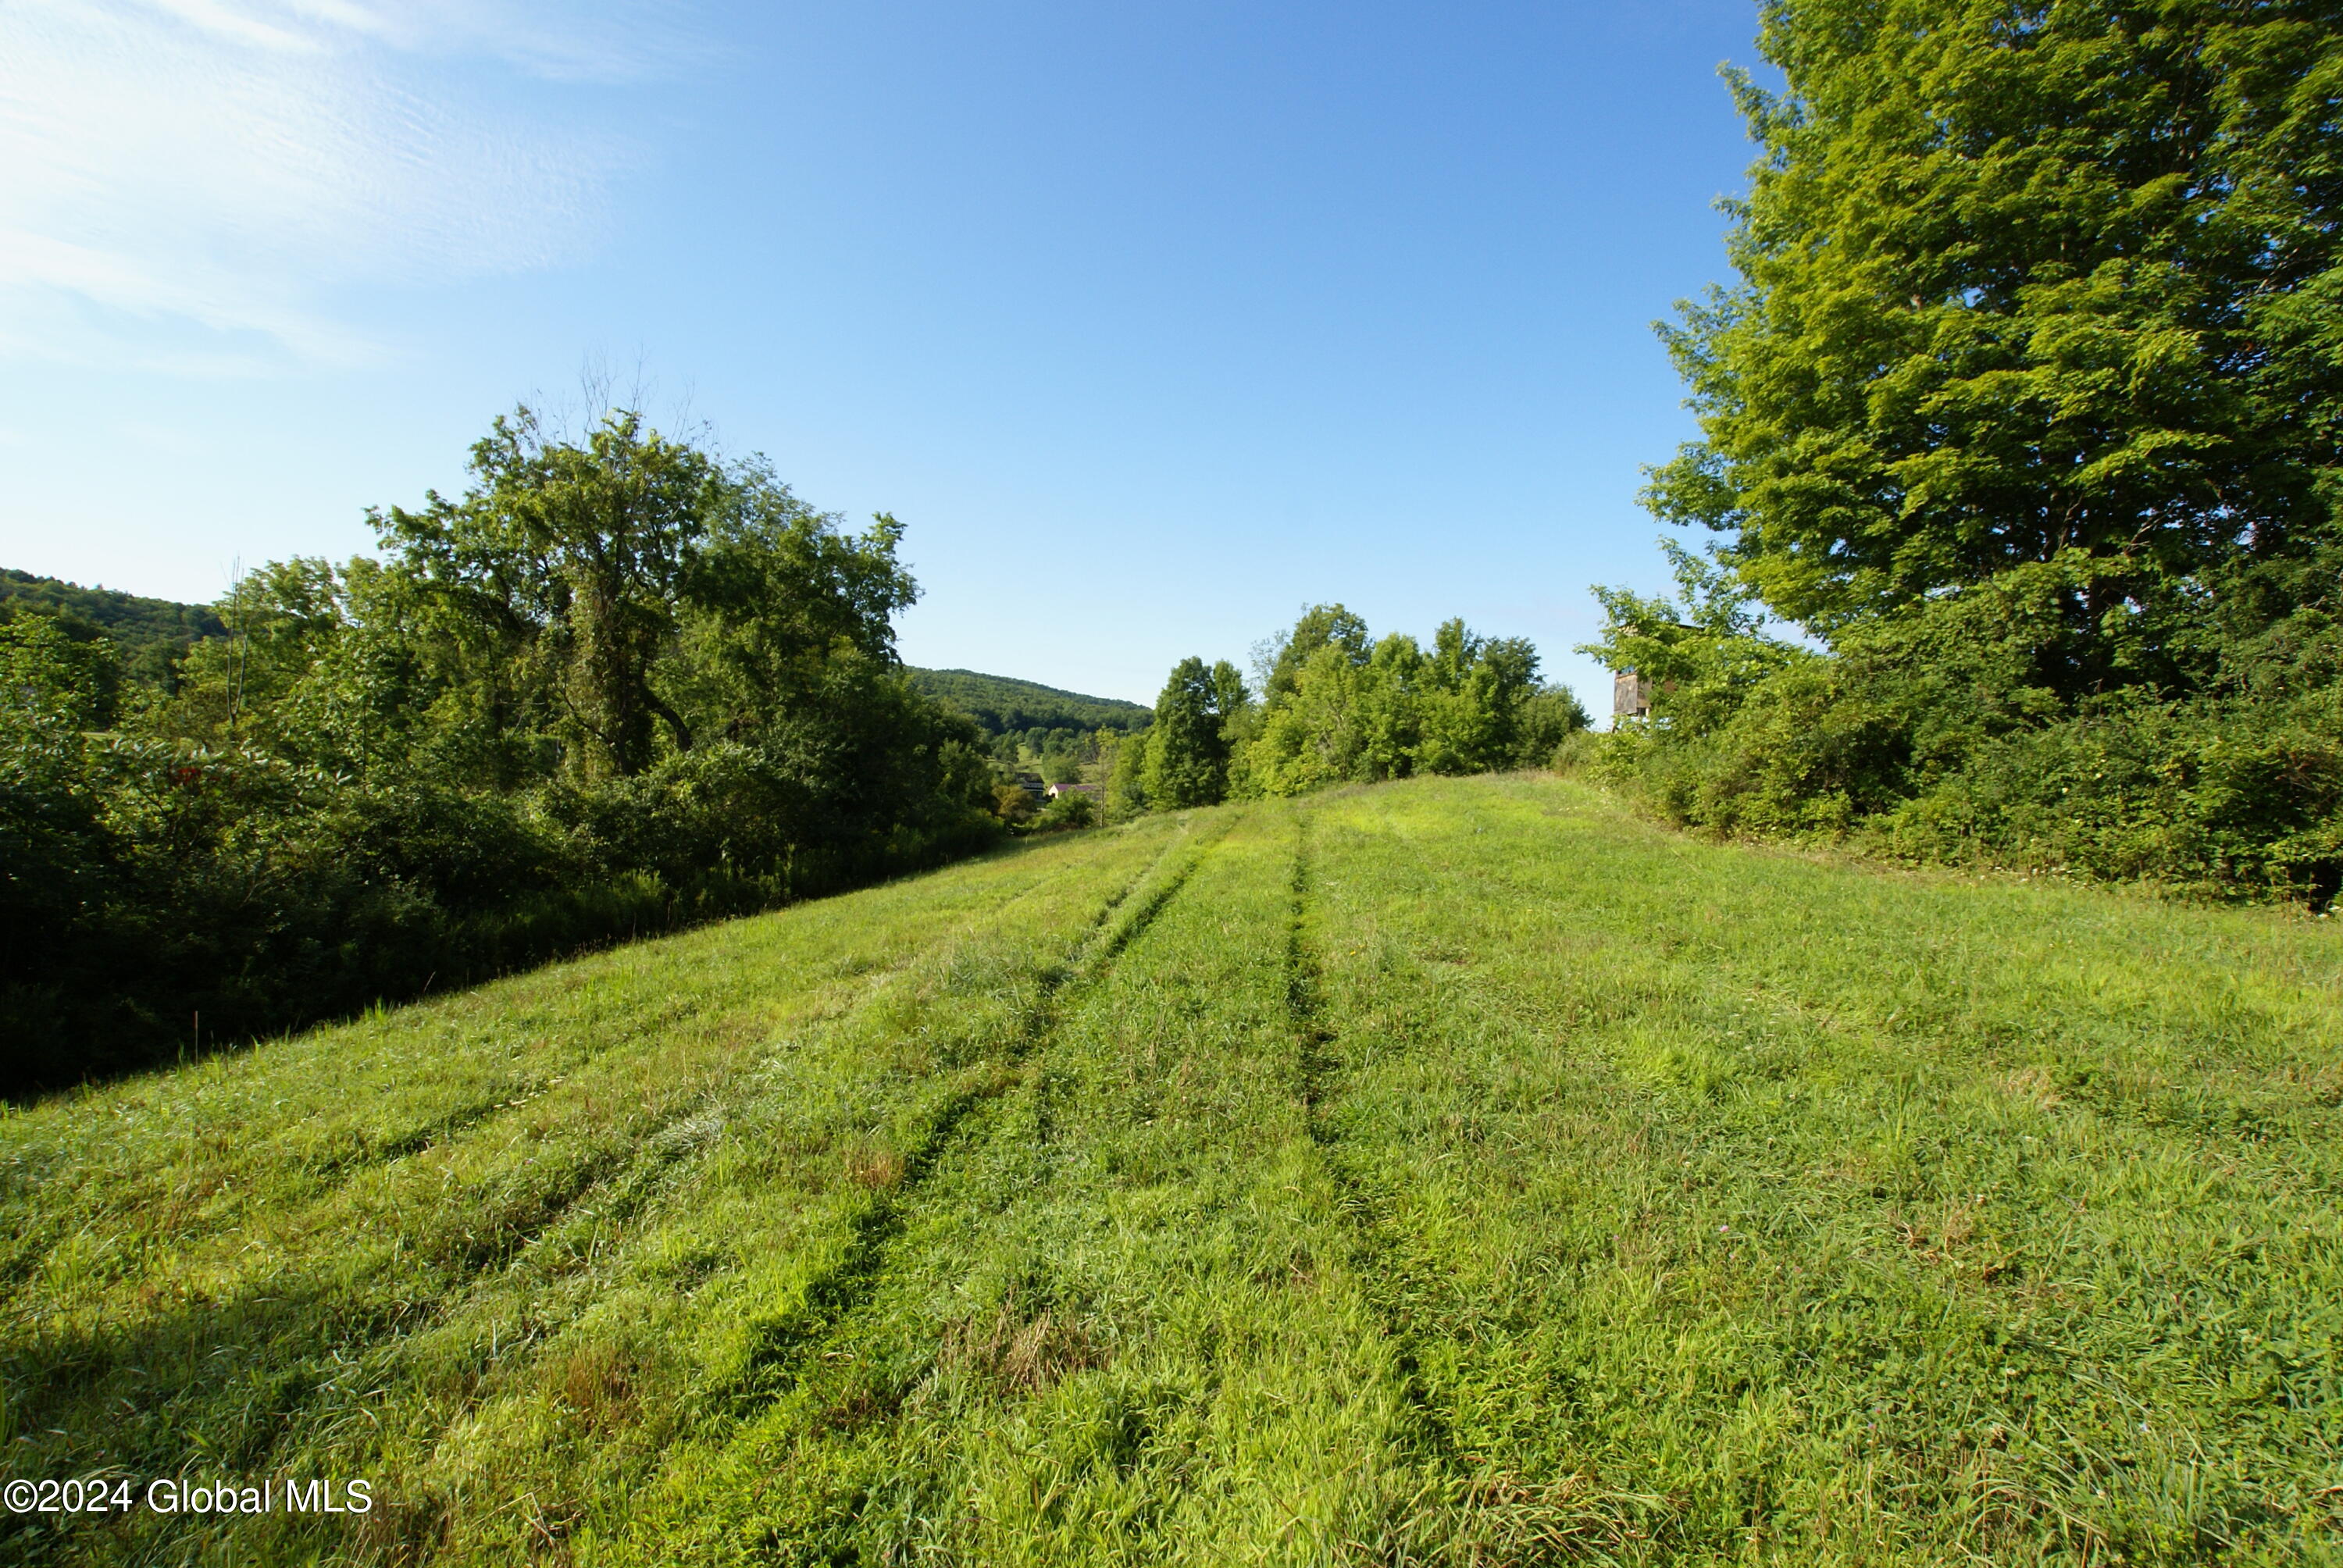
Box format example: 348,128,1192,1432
3,775,2339,1565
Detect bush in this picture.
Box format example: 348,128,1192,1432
1585,559,2343,906
1029,792,1097,832
0,412,1011,1096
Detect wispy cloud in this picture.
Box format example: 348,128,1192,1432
0,0,688,372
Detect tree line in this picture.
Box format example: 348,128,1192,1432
1107,604,1588,814
0,409,1002,1095
1588,0,2343,906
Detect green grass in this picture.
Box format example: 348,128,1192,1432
4,776,2338,1564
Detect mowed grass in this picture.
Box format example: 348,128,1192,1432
2,776,2338,1565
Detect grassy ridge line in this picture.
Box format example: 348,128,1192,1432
0,821,1185,1565
1301,776,2343,1563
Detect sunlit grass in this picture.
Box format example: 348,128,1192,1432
4,777,2337,1564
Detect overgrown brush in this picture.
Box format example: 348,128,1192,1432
0,410,1002,1096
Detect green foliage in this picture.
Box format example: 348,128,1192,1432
904,668,1152,736
1648,0,2343,654
1257,602,1370,703
1599,0,2343,903
1029,789,1097,832
1592,547,2343,900
0,567,225,692
1103,726,1149,819
10,779,2341,1563
1248,636,1381,794
1,615,112,732
1241,604,1579,797
0,409,1001,1095
991,781,1040,825
1141,656,1247,807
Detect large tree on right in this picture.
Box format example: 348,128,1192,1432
1646,0,2343,693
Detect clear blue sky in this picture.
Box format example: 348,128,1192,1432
0,0,1767,708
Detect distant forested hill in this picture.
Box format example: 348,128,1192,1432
0,568,226,684
0,568,226,647
908,667,1150,735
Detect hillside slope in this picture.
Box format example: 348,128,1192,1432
4,777,2338,1565
0,568,227,687
906,666,1150,734
0,568,226,652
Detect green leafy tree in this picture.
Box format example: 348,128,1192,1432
1585,538,1808,737
1,615,112,732
1581,2,2343,902
0,407,1007,1093
159,558,363,761
1142,657,1247,807
1515,682,1593,764
1415,618,1542,774
992,781,1039,825
1258,604,1371,704
373,408,727,779
1103,729,1149,820
1244,606,1564,793
1646,0,2343,694
673,482,918,747
1248,643,1372,796
1030,790,1097,832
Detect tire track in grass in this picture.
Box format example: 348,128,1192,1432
9,843,1181,1568
1283,810,1465,1473
374,834,1187,1425
9,839,1095,1285
31,845,1082,1328
301,857,1085,1189
386,826,1232,1565
717,814,1235,1416
1286,804,1676,1563
646,804,1391,1568
1,840,1145,1567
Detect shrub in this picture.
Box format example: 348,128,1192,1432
1029,793,1097,832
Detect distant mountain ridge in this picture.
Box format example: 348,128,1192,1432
905,668,1150,735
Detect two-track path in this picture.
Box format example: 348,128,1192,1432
6,779,2341,1565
